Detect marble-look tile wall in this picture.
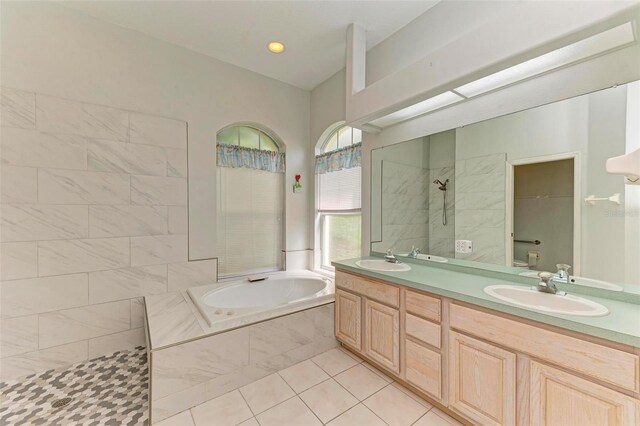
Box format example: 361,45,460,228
0,87,217,380
428,166,455,257
454,153,506,265
376,161,429,253
150,304,337,423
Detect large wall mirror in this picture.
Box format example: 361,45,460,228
371,81,640,293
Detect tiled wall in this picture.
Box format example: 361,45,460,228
428,166,455,257
454,153,506,265
375,161,429,253
0,87,217,380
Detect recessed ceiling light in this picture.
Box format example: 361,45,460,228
268,41,285,54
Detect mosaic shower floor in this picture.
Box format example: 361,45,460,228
0,346,148,426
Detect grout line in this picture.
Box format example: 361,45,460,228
238,386,257,417
315,378,360,424
363,403,391,426
296,392,326,425
188,407,196,426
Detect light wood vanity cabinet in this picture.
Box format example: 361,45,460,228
335,289,362,350
405,338,442,400
364,299,400,373
403,289,444,402
335,272,400,373
529,361,639,426
448,331,516,426
334,270,640,426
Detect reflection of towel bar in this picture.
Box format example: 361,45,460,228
584,193,621,205
514,239,541,245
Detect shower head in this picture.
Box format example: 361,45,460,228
433,179,449,191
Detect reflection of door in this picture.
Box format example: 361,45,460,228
507,154,579,274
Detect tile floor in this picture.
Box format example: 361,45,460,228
0,345,462,426
157,347,463,426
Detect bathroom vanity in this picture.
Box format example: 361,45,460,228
333,263,640,426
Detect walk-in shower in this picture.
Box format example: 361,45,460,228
433,179,449,225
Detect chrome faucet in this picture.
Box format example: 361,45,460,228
554,264,572,285
384,249,399,263
408,246,421,259
537,272,565,295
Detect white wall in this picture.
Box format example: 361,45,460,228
310,70,346,263
0,1,312,377
0,1,311,261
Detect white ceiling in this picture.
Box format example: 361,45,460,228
60,1,440,90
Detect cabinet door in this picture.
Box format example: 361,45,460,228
449,331,516,426
405,338,441,401
335,289,362,350
530,361,639,426
364,299,400,373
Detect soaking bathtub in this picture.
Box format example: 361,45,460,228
187,271,335,326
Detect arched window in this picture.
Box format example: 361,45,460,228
320,125,362,153
315,124,362,270
217,125,280,152
216,124,284,277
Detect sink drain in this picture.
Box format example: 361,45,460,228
51,397,72,409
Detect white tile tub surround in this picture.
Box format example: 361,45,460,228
38,237,131,276
0,87,36,129
38,169,131,205
38,300,131,349
149,302,338,423
36,94,129,141
88,138,167,176
1,204,89,242
454,153,507,265
0,242,38,280
89,205,168,238
0,341,89,381
0,87,217,380
131,175,188,206
1,127,88,170
1,166,38,204
376,161,430,253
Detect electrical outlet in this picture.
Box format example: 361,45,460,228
455,240,473,254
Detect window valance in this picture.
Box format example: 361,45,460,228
315,143,361,175
217,143,285,173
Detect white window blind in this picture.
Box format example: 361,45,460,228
217,167,283,276
318,167,361,211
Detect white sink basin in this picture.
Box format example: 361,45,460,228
518,272,623,292
484,285,609,317
355,259,411,272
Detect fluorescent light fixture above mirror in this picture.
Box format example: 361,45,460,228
455,22,635,98
370,91,464,127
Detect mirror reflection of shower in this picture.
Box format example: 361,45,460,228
433,179,449,225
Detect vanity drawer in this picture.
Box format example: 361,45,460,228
406,313,441,349
405,338,442,401
405,290,441,322
336,271,399,308
450,304,640,393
